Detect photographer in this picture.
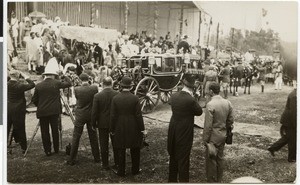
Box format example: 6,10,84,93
32,59,72,156
8,70,35,154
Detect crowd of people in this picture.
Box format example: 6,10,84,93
7,12,296,183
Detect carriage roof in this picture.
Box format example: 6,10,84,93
128,53,201,60
59,26,119,44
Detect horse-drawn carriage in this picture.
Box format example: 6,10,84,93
57,26,205,113
110,53,204,113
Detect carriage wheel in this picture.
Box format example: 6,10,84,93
161,91,172,103
135,77,161,114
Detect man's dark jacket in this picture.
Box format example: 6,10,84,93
32,77,71,118
8,79,35,123
110,91,145,148
91,88,118,128
74,83,98,125
167,91,203,160
280,89,297,128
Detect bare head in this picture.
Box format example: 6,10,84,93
9,70,21,81
102,77,113,88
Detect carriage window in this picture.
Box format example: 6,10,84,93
153,57,162,71
128,59,141,68
164,58,175,72
153,57,181,73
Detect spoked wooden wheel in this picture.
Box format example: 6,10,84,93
161,90,172,103
135,77,161,114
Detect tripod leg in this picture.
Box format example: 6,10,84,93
58,115,63,150
24,121,40,157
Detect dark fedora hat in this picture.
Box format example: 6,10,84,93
182,74,196,88
120,76,133,88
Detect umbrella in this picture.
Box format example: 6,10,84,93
28,11,46,18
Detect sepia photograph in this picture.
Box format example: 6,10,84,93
6,1,297,183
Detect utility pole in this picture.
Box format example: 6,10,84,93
216,22,219,57
198,11,201,45
136,2,139,33
231,27,235,48
206,17,212,47
179,5,183,36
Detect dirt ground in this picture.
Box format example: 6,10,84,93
6,71,296,183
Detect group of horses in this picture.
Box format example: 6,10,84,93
193,62,259,98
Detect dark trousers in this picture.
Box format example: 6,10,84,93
70,122,100,161
117,148,140,175
168,151,190,182
7,112,27,150
98,128,119,166
40,115,59,153
287,128,296,161
269,135,288,151
269,127,296,161
205,143,225,182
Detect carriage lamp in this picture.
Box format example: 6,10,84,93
149,55,155,65
183,53,190,64
117,55,123,67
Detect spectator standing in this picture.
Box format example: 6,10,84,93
67,73,100,165
32,59,72,156
177,35,191,54
26,32,39,73
91,77,119,170
10,12,19,48
110,77,145,176
219,61,231,98
93,43,104,66
167,75,203,182
268,88,297,162
257,61,267,93
8,70,35,153
203,82,234,182
275,61,283,90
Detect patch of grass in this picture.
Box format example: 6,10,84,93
7,123,296,183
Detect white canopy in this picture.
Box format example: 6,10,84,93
59,26,119,44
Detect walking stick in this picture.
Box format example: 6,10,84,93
24,121,40,157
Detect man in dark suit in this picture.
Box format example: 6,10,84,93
167,75,203,182
91,77,119,169
32,59,72,156
268,88,297,162
8,70,35,153
93,43,104,66
67,73,100,165
110,76,145,176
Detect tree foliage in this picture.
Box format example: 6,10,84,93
219,28,280,55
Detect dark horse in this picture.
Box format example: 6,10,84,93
243,64,258,94
229,65,244,96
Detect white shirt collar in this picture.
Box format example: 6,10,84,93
182,87,193,96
